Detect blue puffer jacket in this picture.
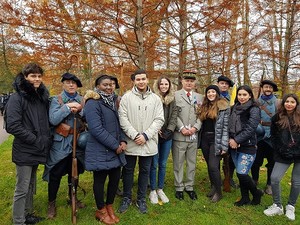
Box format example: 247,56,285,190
84,97,126,171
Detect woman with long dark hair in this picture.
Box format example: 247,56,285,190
229,85,263,206
198,85,230,202
264,94,300,221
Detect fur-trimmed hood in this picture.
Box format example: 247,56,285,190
13,73,49,103
217,97,230,111
153,80,175,105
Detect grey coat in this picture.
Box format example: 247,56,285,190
214,98,230,155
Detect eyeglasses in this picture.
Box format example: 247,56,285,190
64,80,77,85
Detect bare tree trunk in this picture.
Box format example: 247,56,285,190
242,0,250,86
135,0,146,69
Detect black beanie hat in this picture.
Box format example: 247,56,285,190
205,85,220,96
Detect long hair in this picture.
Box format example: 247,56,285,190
198,92,220,121
234,85,257,106
276,93,300,131
156,76,171,97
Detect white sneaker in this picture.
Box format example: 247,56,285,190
157,189,169,203
149,190,158,204
264,203,284,216
285,204,295,221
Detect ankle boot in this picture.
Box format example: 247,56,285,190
47,201,56,219
95,207,115,225
206,185,216,198
106,204,120,223
211,192,222,203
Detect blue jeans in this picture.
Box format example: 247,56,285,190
150,140,172,190
231,150,256,174
122,155,153,200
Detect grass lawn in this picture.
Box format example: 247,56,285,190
0,135,297,225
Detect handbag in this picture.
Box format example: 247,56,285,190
278,120,296,159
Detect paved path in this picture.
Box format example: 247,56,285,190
0,115,10,144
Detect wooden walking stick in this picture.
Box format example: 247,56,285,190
71,117,78,224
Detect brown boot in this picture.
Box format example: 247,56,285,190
95,207,115,225
47,201,56,219
106,204,120,223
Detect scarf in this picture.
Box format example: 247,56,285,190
97,90,115,109
229,100,253,135
64,90,78,101
261,94,274,101
221,91,230,101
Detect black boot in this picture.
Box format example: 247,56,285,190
241,174,264,205
206,185,216,198
234,174,251,206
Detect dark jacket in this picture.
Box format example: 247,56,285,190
5,73,51,166
84,96,126,171
153,80,178,143
271,113,300,164
229,103,261,155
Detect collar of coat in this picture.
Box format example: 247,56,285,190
132,86,152,99
217,98,230,111
13,73,49,103
152,80,175,105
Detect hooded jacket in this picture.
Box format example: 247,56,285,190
5,73,51,166
118,86,164,156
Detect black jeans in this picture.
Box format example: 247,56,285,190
251,140,275,185
122,155,153,200
93,167,121,209
201,132,222,193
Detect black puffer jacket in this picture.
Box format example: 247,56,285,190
229,104,261,155
5,73,51,166
271,113,300,163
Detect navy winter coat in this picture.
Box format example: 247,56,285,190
84,97,126,171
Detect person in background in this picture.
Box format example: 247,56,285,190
118,69,164,214
251,80,279,195
5,63,51,225
229,85,263,206
264,94,300,221
172,71,203,201
198,85,230,203
149,76,178,204
217,75,238,189
43,73,86,219
84,75,126,224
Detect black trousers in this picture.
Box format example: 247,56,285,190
251,140,275,185
201,132,222,193
93,167,121,209
48,154,84,202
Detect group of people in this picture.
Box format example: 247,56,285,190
4,62,300,225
